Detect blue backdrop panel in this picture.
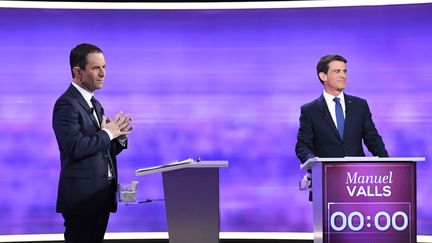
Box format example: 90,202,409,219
0,3,431,234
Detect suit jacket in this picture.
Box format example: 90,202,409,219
52,84,126,214
295,93,388,163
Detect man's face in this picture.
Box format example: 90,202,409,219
320,60,347,95
75,52,106,93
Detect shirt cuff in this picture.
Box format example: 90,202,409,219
118,137,127,147
102,128,114,140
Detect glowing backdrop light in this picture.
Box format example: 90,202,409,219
0,3,431,235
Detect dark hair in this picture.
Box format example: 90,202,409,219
316,55,347,84
69,43,103,78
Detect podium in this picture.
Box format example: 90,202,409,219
301,157,425,243
136,160,228,243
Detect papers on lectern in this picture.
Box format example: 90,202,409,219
135,158,194,174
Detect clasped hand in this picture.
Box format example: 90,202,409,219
101,111,133,139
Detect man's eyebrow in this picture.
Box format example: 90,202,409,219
91,64,105,68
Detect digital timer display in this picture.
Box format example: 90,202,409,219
330,209,408,232
326,203,412,242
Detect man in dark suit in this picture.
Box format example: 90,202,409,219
52,43,133,243
295,54,388,164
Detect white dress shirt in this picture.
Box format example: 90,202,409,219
323,90,346,129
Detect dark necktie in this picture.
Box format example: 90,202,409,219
90,96,101,125
91,96,114,179
333,97,344,139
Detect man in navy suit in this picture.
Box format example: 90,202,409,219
295,55,388,164
52,43,133,243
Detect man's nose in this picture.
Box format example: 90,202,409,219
340,72,347,79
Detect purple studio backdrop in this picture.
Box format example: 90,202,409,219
1,3,432,235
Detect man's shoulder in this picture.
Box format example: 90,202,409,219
344,93,368,105
54,85,80,107
301,95,323,110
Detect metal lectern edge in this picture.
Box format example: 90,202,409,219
135,160,229,176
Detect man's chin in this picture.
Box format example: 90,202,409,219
337,85,346,91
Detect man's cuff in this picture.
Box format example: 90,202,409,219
117,137,127,147
102,128,114,140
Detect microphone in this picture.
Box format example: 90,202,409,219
346,100,352,113
137,199,165,204
89,107,94,115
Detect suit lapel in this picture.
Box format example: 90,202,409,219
68,84,100,129
316,95,343,141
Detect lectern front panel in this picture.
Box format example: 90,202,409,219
321,162,416,243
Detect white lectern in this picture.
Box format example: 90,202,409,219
136,160,228,243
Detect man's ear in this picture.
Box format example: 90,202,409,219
319,72,327,82
73,67,81,78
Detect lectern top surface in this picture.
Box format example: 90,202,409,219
136,160,229,176
300,157,425,170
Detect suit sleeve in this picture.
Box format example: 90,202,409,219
53,98,111,160
113,138,127,156
361,99,389,157
295,106,316,163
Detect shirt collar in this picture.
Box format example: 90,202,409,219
72,81,94,103
323,90,344,103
